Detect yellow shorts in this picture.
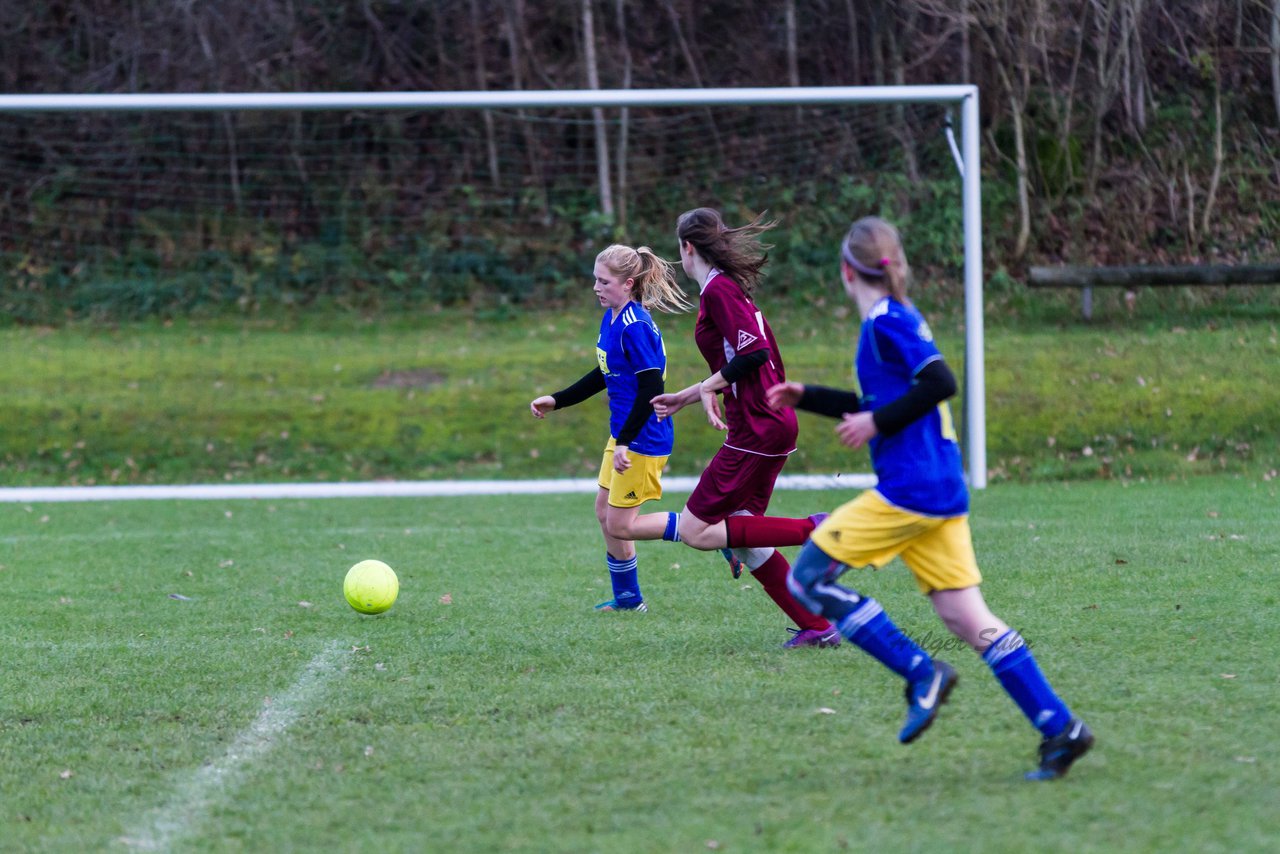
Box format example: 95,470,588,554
809,490,982,594
597,438,668,508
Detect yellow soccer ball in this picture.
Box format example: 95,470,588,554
344,559,399,615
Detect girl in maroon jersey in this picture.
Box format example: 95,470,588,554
640,207,838,648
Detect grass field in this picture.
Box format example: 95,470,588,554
5,477,1279,852
2,303,1279,487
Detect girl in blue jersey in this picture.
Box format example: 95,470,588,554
766,217,1093,780
530,244,690,612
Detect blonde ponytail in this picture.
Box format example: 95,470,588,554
595,244,691,314
842,217,911,304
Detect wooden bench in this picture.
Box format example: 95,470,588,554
1027,264,1280,319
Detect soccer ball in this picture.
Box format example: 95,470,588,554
344,559,399,614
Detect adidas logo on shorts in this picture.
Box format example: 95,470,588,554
625,491,638,500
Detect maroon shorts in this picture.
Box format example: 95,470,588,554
684,445,791,524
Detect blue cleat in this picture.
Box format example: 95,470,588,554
898,660,958,744
1025,718,1094,781
595,599,648,612
721,548,744,579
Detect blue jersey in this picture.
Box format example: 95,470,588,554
596,302,673,456
856,296,967,516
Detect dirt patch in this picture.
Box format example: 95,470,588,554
370,368,446,389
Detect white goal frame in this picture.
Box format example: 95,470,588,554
0,85,986,489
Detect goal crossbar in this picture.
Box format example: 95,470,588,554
0,85,975,112
0,85,986,489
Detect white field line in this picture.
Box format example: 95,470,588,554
0,473,874,504
117,641,348,851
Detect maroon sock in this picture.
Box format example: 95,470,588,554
724,514,816,548
749,550,832,632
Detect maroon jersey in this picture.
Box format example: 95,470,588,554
694,271,798,456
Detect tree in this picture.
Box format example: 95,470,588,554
942,0,1052,259
614,0,633,234
582,0,614,219
1272,0,1280,125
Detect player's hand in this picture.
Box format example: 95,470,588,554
650,392,685,420
835,411,877,449
612,444,632,473
765,381,803,410
530,396,556,418
699,381,727,431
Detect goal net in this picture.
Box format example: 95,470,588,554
0,88,984,491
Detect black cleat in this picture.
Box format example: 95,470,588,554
1025,717,1094,780
721,548,744,579
898,660,958,744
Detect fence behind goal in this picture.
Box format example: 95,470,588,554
0,87,985,491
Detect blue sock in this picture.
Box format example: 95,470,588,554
837,598,933,682
662,512,681,542
984,630,1072,737
606,552,643,608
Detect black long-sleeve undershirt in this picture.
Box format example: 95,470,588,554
718,348,769,385
615,368,664,446
549,366,664,447
796,359,957,437
796,384,862,418
872,359,957,435
550,368,606,409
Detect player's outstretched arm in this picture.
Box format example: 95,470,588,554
835,411,878,449
530,395,557,418
696,375,728,431
765,381,804,410
868,359,957,436
535,368,607,419
651,382,699,419
767,382,861,419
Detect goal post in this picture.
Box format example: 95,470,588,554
0,85,986,489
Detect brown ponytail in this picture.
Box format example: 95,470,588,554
675,207,779,296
